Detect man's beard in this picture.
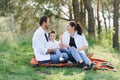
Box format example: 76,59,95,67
46,26,49,29
45,25,49,29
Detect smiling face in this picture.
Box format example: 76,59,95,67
66,22,75,33
43,18,50,29
49,33,56,41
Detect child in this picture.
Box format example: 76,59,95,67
47,31,65,62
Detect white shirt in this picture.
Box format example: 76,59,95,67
32,27,50,61
47,40,59,49
62,31,88,54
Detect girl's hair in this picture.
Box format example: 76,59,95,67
48,30,56,36
69,21,82,35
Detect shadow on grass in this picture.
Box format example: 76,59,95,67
33,66,119,80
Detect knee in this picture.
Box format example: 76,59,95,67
60,48,68,52
69,47,76,53
69,47,76,50
53,49,60,53
62,53,68,60
80,53,86,56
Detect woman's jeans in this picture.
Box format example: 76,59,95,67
60,47,91,64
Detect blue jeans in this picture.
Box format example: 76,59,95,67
79,53,91,64
50,49,68,63
39,50,68,64
60,47,91,64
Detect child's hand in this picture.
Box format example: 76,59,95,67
57,46,63,50
63,44,70,49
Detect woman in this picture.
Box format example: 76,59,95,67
61,21,95,70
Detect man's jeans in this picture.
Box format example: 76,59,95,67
60,47,91,64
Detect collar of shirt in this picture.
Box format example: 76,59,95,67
39,26,48,35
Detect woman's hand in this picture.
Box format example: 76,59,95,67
59,42,70,49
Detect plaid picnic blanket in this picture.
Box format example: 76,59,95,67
30,57,115,71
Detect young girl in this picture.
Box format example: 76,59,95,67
47,31,68,62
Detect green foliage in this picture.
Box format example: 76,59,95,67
0,0,15,16
43,9,54,17
97,28,114,48
86,36,96,48
16,38,33,52
0,40,10,51
0,36,32,52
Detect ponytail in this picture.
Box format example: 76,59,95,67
69,21,83,35
76,23,82,35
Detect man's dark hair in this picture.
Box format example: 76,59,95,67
39,16,49,26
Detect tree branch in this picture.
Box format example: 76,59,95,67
58,7,70,18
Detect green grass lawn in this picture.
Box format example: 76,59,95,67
0,44,120,80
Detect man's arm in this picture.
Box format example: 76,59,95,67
46,47,60,54
46,49,55,54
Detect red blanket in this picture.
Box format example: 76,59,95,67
30,57,115,71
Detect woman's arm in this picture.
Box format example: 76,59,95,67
77,45,88,51
59,42,70,49
77,34,88,51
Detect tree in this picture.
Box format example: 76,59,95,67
83,0,95,38
101,4,107,33
100,0,113,33
97,0,102,39
112,0,120,50
80,0,86,26
72,0,80,21
0,0,15,16
68,0,73,20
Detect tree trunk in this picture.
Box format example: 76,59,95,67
83,0,95,38
80,0,86,26
68,3,73,20
113,0,119,50
97,0,102,39
108,11,111,33
72,0,80,21
102,5,107,33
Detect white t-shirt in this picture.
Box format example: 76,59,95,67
47,40,59,49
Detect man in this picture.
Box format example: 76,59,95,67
32,16,68,64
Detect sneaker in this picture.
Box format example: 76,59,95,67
91,63,97,70
78,62,88,70
59,57,64,62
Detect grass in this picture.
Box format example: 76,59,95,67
0,38,120,80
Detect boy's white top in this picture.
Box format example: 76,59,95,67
32,26,50,61
47,40,59,49
62,31,88,54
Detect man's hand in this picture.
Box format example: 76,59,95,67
46,49,55,54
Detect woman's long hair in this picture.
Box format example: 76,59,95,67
69,21,82,35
